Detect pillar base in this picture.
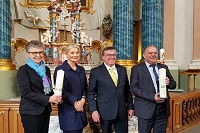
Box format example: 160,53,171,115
116,60,137,70
0,59,16,70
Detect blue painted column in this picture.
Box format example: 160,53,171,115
142,0,164,54
113,0,134,59
0,0,15,70
0,0,17,100
0,0,11,60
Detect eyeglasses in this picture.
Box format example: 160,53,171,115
28,51,44,56
105,54,116,57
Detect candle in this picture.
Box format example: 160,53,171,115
89,37,92,46
53,47,58,59
80,32,85,43
159,68,167,98
160,48,165,63
54,69,64,96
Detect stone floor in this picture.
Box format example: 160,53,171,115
49,116,138,133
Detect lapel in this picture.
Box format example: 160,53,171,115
100,63,117,87
27,65,43,85
141,62,156,92
141,62,152,81
115,64,121,86
157,63,163,70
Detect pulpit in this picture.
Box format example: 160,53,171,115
181,69,200,90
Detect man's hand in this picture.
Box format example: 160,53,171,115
92,111,100,123
166,77,169,85
154,93,165,102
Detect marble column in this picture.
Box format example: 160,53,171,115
113,0,135,69
0,0,17,100
142,0,164,56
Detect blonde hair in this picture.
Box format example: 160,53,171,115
66,43,80,53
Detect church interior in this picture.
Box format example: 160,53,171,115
1,0,200,132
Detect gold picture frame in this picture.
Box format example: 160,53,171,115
20,0,95,14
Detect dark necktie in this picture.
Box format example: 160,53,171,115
150,64,159,92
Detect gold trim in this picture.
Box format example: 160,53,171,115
20,0,51,8
0,59,16,70
116,60,137,69
11,38,28,54
20,0,95,14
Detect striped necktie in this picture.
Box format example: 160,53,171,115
109,68,118,86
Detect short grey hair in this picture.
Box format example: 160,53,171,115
101,46,116,55
25,40,45,52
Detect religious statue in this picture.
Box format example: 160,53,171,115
41,29,52,44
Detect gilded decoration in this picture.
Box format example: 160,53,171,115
116,60,137,69
20,0,95,14
0,59,16,70
11,38,28,54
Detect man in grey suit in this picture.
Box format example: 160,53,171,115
130,45,176,133
87,46,134,133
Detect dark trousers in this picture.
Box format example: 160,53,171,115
138,103,168,133
63,129,83,133
100,115,128,133
21,108,50,133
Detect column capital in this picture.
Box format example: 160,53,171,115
116,60,137,70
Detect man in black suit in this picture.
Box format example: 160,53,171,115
87,46,134,133
130,45,176,133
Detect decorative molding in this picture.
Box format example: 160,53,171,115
11,38,28,54
0,59,16,70
20,0,95,14
189,60,200,69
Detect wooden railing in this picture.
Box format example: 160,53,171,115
167,89,200,133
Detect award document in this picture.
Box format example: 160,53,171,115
54,69,64,96
159,68,167,98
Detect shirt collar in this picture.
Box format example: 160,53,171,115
144,61,157,68
104,63,116,71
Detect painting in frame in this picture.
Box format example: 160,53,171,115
20,0,95,14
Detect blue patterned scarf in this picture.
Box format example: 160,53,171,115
27,58,51,95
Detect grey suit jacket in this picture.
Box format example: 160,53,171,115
87,63,134,120
130,62,176,119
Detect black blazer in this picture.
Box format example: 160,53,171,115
17,64,53,115
87,63,134,120
130,62,176,119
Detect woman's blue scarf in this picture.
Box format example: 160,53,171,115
27,58,51,95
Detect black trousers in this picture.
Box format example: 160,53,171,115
21,108,50,133
100,115,128,133
138,103,168,133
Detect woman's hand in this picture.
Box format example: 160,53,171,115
49,95,62,104
74,98,85,112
